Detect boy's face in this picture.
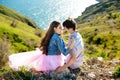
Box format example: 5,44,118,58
64,26,71,33
64,27,69,32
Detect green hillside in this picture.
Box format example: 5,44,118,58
0,5,43,55
75,0,120,60
0,5,37,28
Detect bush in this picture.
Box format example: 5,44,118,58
113,66,120,78
0,39,11,69
34,29,42,37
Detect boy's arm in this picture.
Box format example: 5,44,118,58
55,53,76,73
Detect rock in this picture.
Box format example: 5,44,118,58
112,59,120,65
91,58,98,65
97,57,103,61
88,72,96,78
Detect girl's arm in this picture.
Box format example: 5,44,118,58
56,37,74,56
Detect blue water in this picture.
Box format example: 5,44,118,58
0,0,98,30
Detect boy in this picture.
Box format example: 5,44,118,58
55,18,84,73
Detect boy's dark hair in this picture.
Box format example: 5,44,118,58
63,18,76,30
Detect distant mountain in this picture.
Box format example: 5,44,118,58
74,0,120,59
0,5,38,28
96,0,103,2
96,0,119,3
76,0,120,23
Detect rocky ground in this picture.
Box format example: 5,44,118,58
77,58,120,80
35,57,120,80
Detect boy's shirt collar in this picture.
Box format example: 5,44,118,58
70,30,77,36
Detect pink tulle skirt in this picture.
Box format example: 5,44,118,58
8,48,65,72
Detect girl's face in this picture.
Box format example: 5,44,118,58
54,24,63,34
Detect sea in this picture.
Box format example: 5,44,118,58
0,0,98,30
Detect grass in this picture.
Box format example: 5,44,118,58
0,6,43,64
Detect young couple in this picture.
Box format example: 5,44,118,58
9,18,84,73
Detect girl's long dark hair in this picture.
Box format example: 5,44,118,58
40,21,60,55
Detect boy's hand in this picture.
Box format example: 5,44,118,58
55,66,66,73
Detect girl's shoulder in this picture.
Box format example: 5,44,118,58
52,33,59,38
51,33,61,41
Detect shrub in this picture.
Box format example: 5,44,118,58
0,39,11,69
95,37,102,45
10,19,18,28
34,29,42,37
113,66,120,78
